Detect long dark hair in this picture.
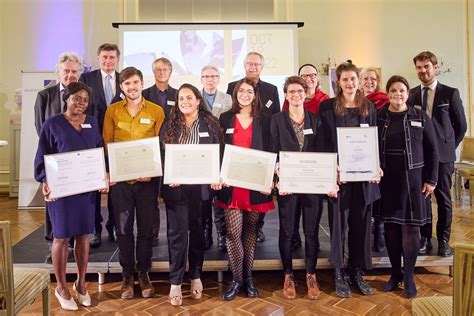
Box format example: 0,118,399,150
230,78,262,118
335,62,370,117
163,83,222,144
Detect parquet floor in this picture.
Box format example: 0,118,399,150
1,193,472,315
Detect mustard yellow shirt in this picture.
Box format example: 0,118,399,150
103,98,165,148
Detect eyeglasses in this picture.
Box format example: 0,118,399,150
300,73,317,79
246,62,262,68
237,89,255,95
70,95,89,103
287,89,305,95
201,75,219,80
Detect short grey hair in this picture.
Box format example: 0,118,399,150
201,65,220,75
55,52,83,73
243,51,265,67
152,57,173,73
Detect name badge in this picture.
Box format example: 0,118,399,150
303,128,313,135
226,128,234,134
120,92,125,99
140,118,151,124
199,132,209,137
360,123,369,127
265,100,273,108
81,124,92,128
167,100,175,106
414,105,422,110
411,121,422,127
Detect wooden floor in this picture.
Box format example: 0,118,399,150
1,193,472,315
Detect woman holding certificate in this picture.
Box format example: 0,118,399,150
34,82,104,310
217,78,274,301
271,76,326,300
375,76,438,298
316,62,380,298
160,84,223,306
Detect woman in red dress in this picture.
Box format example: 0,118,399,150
217,78,274,300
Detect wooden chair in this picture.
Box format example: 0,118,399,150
454,137,474,203
0,221,50,316
412,243,474,316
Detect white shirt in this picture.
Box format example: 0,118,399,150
421,79,437,118
101,70,116,97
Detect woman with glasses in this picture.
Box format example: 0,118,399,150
217,78,274,301
34,82,106,310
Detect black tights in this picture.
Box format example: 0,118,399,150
225,208,259,283
384,223,420,279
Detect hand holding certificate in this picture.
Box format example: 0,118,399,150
108,137,162,183
44,147,107,199
220,144,277,193
337,127,380,182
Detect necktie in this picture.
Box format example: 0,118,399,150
105,74,113,105
422,86,430,111
60,89,66,112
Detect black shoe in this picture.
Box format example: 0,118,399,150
45,250,52,264
383,273,403,292
217,233,227,252
373,222,385,252
418,237,432,255
403,274,417,298
334,268,351,298
90,233,101,248
68,246,74,259
256,228,265,242
106,226,116,242
245,277,259,298
222,281,242,301
350,267,373,295
438,240,452,257
152,236,159,247
291,237,302,251
204,230,213,250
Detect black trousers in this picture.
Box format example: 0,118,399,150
94,192,116,234
201,198,226,235
110,179,158,277
329,183,372,270
165,186,205,285
421,162,454,242
152,181,162,240
257,212,265,230
278,194,323,274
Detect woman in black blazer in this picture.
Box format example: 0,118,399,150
161,84,223,306
316,62,381,298
217,78,274,300
271,76,337,300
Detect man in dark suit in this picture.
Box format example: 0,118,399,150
34,52,83,262
79,43,122,247
142,57,177,118
226,51,281,243
408,51,467,257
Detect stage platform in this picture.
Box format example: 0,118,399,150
13,202,453,284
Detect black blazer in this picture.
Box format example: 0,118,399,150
408,82,467,163
34,84,62,135
226,79,280,115
142,84,177,118
315,98,380,205
270,109,318,154
160,116,222,201
217,110,273,205
79,70,122,132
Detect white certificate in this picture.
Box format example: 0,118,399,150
220,144,277,193
107,137,162,182
164,144,220,184
337,127,380,182
279,152,337,194
44,147,107,199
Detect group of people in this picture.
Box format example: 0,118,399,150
33,44,466,310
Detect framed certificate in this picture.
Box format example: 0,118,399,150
107,137,162,183
44,147,107,199
279,152,337,194
163,144,220,184
337,127,380,182
220,144,277,193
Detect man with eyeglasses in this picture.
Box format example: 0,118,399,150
200,65,232,251
226,51,281,242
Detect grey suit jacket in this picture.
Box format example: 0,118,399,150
203,90,232,119
34,83,62,135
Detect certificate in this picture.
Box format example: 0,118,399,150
163,144,220,184
44,147,107,199
107,137,162,182
279,152,337,194
337,127,380,182
220,144,277,193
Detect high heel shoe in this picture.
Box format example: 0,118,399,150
190,278,203,300
222,281,242,301
169,284,182,306
55,288,78,311
73,281,91,306
403,275,417,298
383,273,403,292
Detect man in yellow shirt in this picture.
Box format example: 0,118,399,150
103,67,165,299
